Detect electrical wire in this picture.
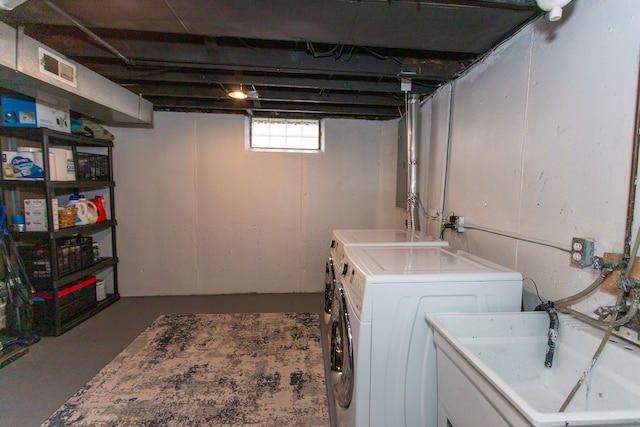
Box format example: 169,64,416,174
523,277,544,304
307,42,339,58
361,46,403,65
340,45,356,62
305,43,356,62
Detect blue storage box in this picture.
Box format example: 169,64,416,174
1,96,37,128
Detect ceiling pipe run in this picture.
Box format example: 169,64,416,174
406,93,420,231
41,0,135,66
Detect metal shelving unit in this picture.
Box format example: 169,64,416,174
0,127,119,336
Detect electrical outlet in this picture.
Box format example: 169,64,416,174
455,216,465,232
570,237,594,268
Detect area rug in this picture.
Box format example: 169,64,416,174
42,313,329,426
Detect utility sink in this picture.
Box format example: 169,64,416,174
425,312,640,427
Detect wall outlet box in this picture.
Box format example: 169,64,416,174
570,237,594,268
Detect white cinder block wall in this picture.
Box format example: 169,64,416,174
110,114,400,296
108,0,639,310
423,0,640,314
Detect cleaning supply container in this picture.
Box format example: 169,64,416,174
91,195,107,222
67,195,89,225
78,195,98,224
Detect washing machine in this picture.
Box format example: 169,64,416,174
324,229,447,345
331,229,447,277
328,245,522,427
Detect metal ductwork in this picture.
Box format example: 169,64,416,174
406,94,420,231
0,21,153,126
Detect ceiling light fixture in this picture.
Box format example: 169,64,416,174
0,0,29,10
228,85,248,100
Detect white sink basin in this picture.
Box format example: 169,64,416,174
425,312,640,427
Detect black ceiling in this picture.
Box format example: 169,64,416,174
0,0,541,120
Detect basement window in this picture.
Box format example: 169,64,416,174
247,117,324,153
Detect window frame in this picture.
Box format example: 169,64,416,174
245,117,325,153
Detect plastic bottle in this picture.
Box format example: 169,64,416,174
66,149,75,181
79,194,98,223
67,195,89,225
11,214,25,232
91,195,107,223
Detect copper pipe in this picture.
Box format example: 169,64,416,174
624,52,640,260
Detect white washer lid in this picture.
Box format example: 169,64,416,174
344,246,522,282
332,229,447,246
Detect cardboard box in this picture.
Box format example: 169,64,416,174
24,199,58,231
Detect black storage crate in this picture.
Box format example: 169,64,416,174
33,276,97,326
18,236,95,290
76,153,110,180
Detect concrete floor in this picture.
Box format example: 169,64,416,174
0,293,324,426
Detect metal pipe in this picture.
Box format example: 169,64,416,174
554,270,611,307
42,0,135,66
440,83,455,230
559,308,618,412
623,51,640,260
406,93,420,231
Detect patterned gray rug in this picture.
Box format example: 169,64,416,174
42,313,329,426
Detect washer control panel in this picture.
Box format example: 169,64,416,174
331,241,345,266
342,263,365,316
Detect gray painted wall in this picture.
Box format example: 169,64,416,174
422,0,640,317
110,113,400,296
107,0,640,320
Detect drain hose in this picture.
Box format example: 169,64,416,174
534,302,559,368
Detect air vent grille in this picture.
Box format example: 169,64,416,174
59,62,74,83
38,47,77,87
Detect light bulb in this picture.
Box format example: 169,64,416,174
228,90,248,100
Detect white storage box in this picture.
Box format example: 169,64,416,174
24,199,58,231
95,279,106,301
35,99,70,133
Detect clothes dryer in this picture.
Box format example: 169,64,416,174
324,229,447,346
328,245,522,427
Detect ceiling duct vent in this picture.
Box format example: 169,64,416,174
38,47,76,87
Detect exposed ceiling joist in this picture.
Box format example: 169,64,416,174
0,0,543,120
